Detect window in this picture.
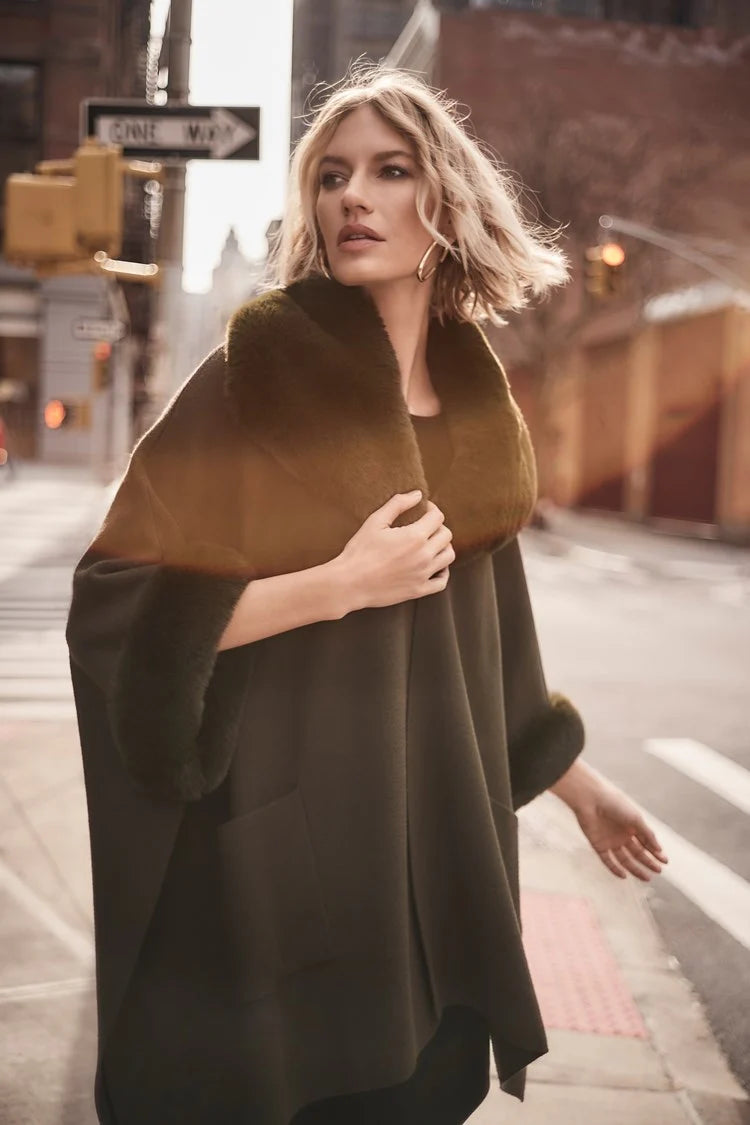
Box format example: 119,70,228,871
0,62,42,237
348,5,411,38
470,1,548,10
558,0,604,15
0,62,40,140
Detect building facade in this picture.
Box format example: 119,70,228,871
287,0,750,537
0,0,153,462
291,0,418,146
432,2,750,537
439,0,750,34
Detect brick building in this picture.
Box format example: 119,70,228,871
291,1,750,538
291,0,418,146
0,0,153,460
430,3,750,538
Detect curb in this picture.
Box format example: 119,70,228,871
527,528,750,585
516,795,750,1125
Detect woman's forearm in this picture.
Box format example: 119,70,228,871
549,756,602,810
217,557,352,651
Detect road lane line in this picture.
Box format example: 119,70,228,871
630,802,750,951
644,738,750,816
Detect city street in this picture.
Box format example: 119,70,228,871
521,518,750,1103
0,464,748,1124
2,0,749,1121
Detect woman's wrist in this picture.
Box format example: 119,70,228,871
326,554,364,618
549,756,603,812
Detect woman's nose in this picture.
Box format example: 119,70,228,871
341,171,371,212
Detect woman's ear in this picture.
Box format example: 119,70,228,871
437,206,455,245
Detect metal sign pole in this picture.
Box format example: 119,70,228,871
147,0,194,428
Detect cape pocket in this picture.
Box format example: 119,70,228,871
217,785,337,1003
489,796,521,920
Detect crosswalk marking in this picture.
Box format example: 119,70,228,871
0,977,94,1005
0,858,93,963
0,701,76,720
0,476,100,721
636,736,750,953
628,799,750,953
643,738,750,817
0,478,102,585
0,663,70,677
0,679,72,699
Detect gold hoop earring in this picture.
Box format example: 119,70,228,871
316,246,332,280
416,240,450,283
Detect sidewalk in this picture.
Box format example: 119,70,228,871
526,503,750,583
467,792,750,1125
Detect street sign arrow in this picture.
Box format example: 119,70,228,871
81,100,260,161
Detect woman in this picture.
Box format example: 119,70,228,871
66,63,668,1125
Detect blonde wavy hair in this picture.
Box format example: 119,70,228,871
262,59,571,326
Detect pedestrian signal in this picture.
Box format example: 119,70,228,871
3,138,126,266
44,398,91,430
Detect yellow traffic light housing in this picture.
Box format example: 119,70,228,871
2,138,163,282
74,139,123,257
583,242,627,299
4,174,78,260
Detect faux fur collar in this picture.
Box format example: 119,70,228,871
223,276,537,565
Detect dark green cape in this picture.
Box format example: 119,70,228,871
67,276,585,1124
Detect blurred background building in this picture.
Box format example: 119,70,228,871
1,0,747,539
291,1,419,145
291,0,750,540
0,0,155,462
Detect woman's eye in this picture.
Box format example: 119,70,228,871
319,165,409,189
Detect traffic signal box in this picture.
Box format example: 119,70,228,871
4,175,79,260
39,341,110,439
74,140,123,256
4,139,123,265
92,341,113,391
3,137,164,284
44,398,92,431
584,242,627,299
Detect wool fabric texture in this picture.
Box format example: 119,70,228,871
67,275,586,1124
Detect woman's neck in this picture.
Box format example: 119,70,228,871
363,277,439,412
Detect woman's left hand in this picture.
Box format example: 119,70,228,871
573,776,669,881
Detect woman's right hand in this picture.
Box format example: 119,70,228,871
335,490,455,612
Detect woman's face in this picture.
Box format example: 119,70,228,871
314,103,448,287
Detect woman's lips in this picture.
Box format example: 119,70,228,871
337,238,383,251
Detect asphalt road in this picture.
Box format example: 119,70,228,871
522,532,750,1099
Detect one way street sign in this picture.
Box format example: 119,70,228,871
81,99,260,161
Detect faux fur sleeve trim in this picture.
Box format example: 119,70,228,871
492,536,586,811
509,691,586,811
69,444,254,803
108,544,252,802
